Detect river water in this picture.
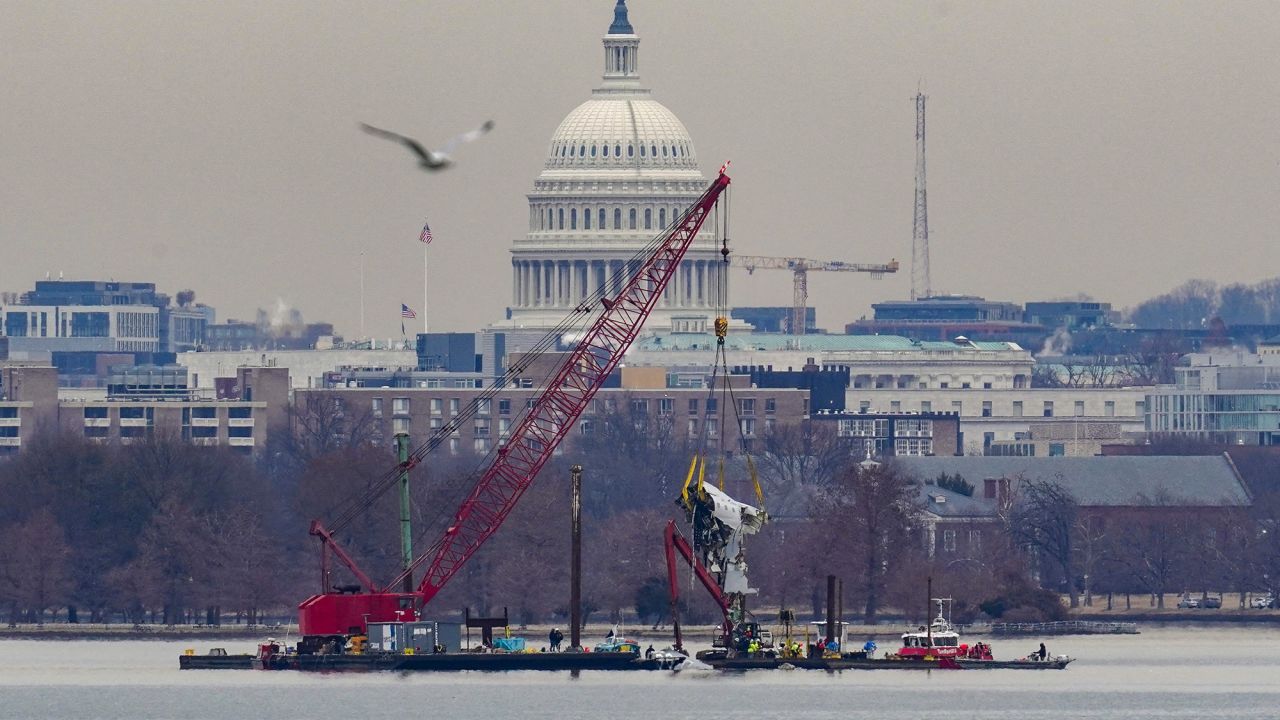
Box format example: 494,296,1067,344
1,626,1276,720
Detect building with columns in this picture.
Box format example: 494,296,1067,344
497,0,729,335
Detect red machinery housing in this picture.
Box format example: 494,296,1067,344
299,170,732,638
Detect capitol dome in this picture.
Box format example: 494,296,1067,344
544,98,700,172
497,0,730,336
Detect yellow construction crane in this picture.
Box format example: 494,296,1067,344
729,255,899,335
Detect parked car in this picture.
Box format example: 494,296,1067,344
1177,596,1201,609
1251,595,1276,609
1201,596,1222,609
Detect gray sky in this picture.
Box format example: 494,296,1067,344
4,1,1278,338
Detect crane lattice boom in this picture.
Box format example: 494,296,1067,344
298,170,732,637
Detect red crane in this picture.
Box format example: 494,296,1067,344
298,168,732,639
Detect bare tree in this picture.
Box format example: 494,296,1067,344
812,460,921,623
1004,477,1080,608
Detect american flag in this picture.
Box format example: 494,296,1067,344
401,304,417,319
419,220,433,245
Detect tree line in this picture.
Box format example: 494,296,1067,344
2,410,1276,628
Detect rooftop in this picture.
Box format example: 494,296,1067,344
894,455,1252,508
633,333,1023,353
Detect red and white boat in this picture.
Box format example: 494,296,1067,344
895,598,992,660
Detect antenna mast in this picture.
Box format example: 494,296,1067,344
911,91,931,301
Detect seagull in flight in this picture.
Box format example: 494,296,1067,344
360,119,495,171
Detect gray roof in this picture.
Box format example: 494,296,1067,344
917,484,994,518
894,455,1252,508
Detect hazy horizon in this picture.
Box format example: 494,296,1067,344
4,1,1278,338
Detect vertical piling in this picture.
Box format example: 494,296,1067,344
570,464,583,650
825,575,836,645
396,433,414,594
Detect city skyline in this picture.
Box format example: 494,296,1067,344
4,1,1279,338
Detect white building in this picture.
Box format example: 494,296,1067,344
845,386,1148,456
496,0,728,334
1146,350,1280,446
1,304,160,353
179,349,416,390
627,334,1035,390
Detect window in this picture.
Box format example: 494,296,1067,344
570,208,577,229
1136,400,1145,415
1105,400,1115,417
590,145,596,157
474,418,490,437
449,438,459,455
890,400,901,412
474,438,489,453
394,397,410,415
547,208,553,229
940,382,949,389
1012,401,1023,417
1074,400,1085,417
765,398,776,414
630,399,648,414
687,418,699,436
688,398,699,415
982,401,992,418
228,426,253,438
658,398,673,416
499,418,511,437
615,144,621,157
961,382,971,389
120,426,149,438
644,208,652,229
191,426,217,438
394,418,411,434
943,529,956,553
951,400,962,413
628,144,634,157
229,406,252,419
968,530,982,553
477,398,491,415
192,406,216,419
499,399,511,415
706,398,718,415
584,207,591,229
1043,401,1054,417
120,407,148,420
559,207,564,229
738,398,755,416
920,401,931,413
1049,443,1066,457
740,418,756,437
0,408,16,419
614,208,621,229
430,417,442,430
640,144,646,157
449,398,460,415
598,208,605,228
629,208,637,229
983,432,995,448
659,208,666,227
983,382,992,389
84,426,109,438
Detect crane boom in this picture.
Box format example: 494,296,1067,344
729,255,899,335
298,169,731,638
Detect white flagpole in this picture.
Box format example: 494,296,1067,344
430,239,435,333
360,249,366,342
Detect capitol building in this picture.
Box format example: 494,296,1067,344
497,0,729,335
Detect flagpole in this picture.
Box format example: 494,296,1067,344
360,249,366,342
430,242,435,335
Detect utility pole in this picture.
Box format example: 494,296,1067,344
911,91,932,301
570,464,583,650
396,433,414,593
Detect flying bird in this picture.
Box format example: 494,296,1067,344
360,120,495,171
